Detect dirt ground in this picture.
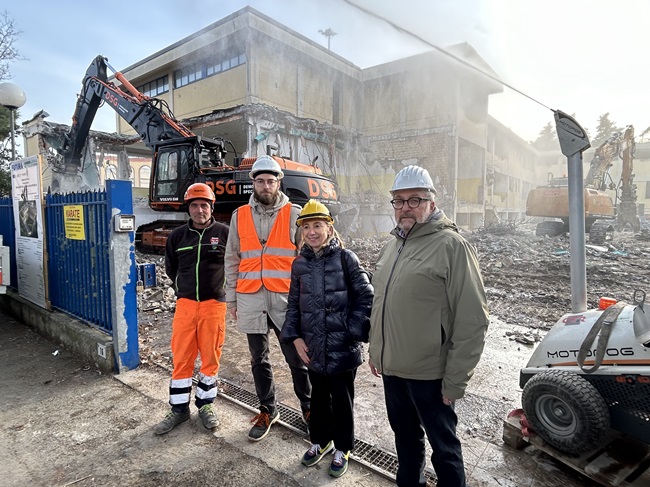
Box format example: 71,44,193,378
1,311,399,487
135,224,650,483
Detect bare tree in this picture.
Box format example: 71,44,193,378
0,11,22,82
0,10,22,195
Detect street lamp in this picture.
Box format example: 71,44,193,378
0,82,27,161
318,28,337,50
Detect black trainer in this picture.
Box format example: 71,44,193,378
248,406,279,441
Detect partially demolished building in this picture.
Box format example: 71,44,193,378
23,6,542,235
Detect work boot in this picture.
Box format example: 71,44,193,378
153,409,190,435
248,405,279,441
198,404,219,430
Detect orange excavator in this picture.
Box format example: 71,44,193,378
526,126,636,244
55,55,340,252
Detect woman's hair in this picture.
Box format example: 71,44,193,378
298,221,345,250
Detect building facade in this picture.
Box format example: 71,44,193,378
24,6,550,235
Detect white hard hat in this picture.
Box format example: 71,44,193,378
391,165,436,194
249,155,284,180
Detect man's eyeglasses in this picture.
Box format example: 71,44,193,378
390,197,431,210
254,178,279,187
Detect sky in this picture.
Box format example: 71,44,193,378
4,0,650,149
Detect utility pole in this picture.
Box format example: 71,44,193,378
318,28,337,50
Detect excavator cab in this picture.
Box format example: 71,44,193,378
149,139,197,212
547,172,568,187
149,136,228,213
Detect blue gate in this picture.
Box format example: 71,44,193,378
3,180,138,371
0,196,17,288
45,190,112,332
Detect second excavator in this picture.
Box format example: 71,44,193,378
526,126,637,244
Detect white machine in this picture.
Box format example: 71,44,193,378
519,112,650,455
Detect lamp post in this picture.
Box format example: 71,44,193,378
318,28,337,50
0,82,27,161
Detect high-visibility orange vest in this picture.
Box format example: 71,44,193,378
236,204,296,293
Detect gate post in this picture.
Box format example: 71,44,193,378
106,180,139,372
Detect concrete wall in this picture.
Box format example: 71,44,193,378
174,66,248,118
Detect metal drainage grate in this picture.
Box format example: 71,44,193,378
217,377,436,485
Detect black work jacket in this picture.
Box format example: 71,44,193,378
165,218,229,301
280,238,374,375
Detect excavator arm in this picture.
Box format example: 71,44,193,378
616,125,639,231
55,54,340,252
57,55,226,176
584,132,621,190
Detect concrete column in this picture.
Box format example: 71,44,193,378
107,179,139,371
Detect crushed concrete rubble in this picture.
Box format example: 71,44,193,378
466,225,650,330
136,225,650,364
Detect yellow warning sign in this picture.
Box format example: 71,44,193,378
64,205,86,240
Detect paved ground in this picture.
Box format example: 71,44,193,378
0,308,601,487
0,311,393,487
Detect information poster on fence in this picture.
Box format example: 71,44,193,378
64,205,86,240
10,155,47,309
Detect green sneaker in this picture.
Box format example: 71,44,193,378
302,440,334,467
248,406,279,441
153,409,190,435
198,404,219,430
328,449,349,477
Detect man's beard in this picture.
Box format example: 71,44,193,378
254,188,278,205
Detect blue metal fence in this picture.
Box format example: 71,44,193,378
0,196,17,288
45,190,112,333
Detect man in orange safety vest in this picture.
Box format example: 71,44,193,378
225,155,311,441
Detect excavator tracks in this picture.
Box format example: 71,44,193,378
589,220,615,245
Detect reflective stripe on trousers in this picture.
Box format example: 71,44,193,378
169,298,227,407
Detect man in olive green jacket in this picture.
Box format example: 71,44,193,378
369,165,489,487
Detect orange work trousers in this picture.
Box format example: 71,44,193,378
171,298,227,380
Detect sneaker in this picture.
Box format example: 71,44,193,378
153,409,190,435
328,449,349,478
198,404,219,430
248,406,279,441
302,440,334,467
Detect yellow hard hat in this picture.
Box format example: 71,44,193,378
296,199,334,226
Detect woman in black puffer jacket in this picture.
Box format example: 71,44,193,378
280,200,373,478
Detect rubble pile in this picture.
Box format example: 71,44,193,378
135,229,650,365
135,253,175,367
347,227,650,331
467,228,650,330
